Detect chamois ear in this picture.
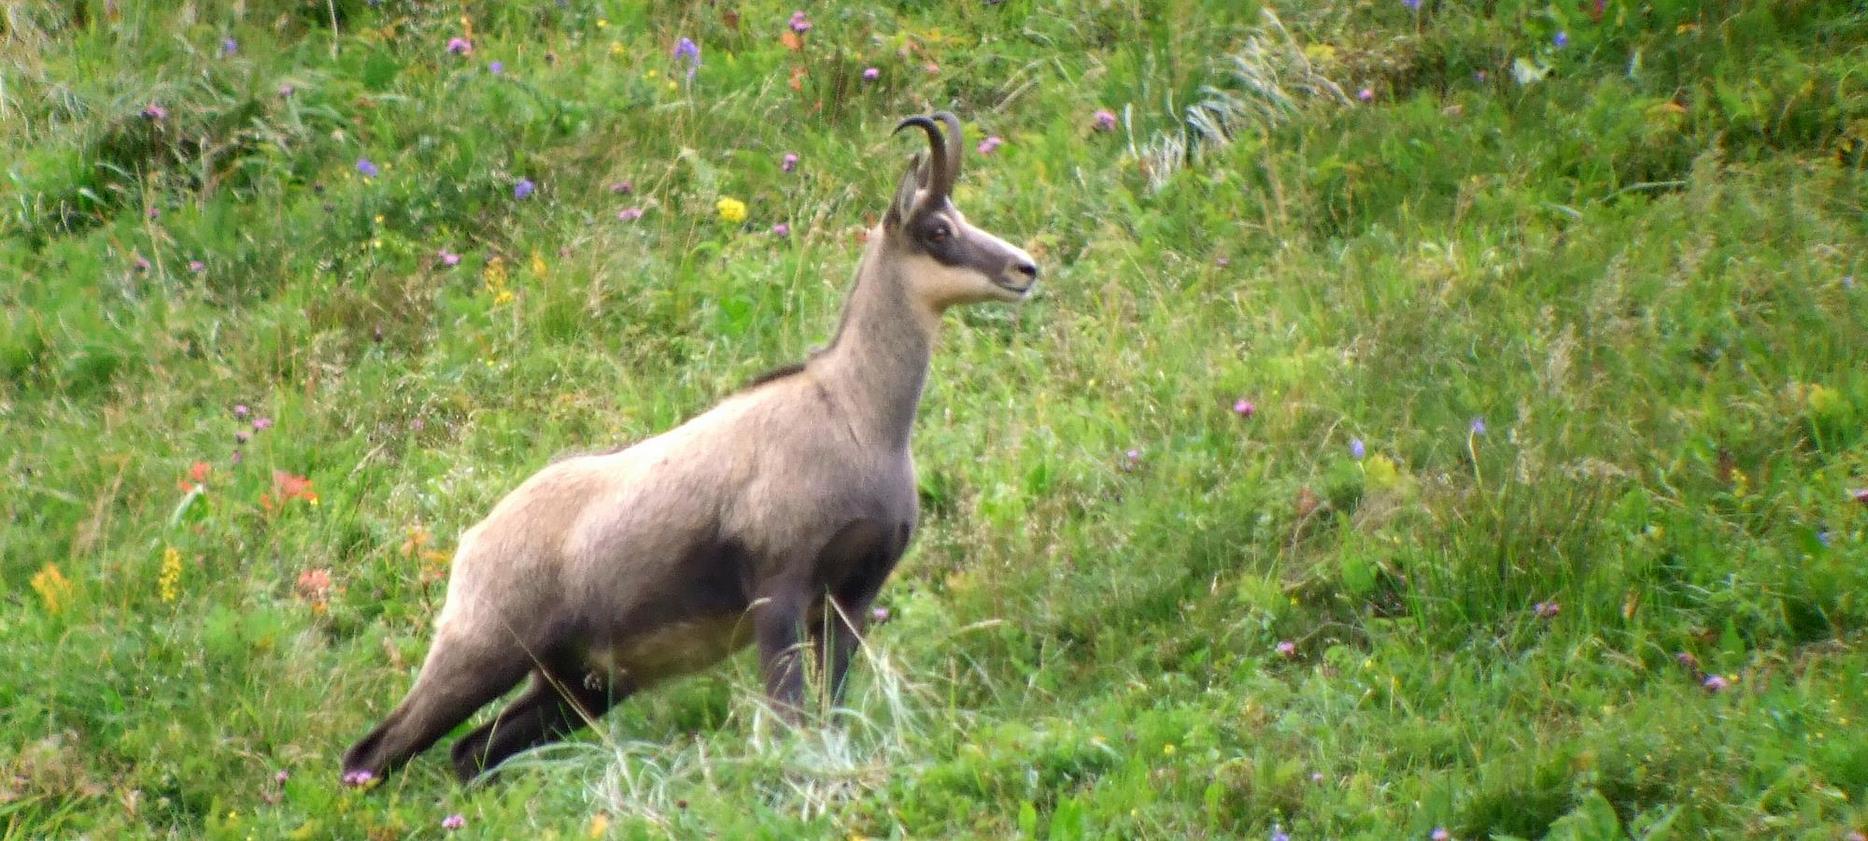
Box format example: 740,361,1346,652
885,153,922,229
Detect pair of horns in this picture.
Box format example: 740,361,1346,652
892,111,964,201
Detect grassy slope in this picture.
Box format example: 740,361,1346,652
4,0,1867,837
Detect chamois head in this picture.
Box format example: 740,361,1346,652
882,112,1039,310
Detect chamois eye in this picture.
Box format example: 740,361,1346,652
927,225,950,243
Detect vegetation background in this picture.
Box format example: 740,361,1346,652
4,0,1867,837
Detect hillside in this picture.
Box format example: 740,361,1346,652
3,1,1867,837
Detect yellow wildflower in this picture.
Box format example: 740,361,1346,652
530,250,548,278
1807,383,1840,416
716,197,747,223
159,547,183,603
587,813,610,839
31,563,73,614
609,41,624,57
485,256,514,306
1363,454,1401,489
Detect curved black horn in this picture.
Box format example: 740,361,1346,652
932,110,964,191
892,114,951,200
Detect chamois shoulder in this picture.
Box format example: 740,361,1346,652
736,360,808,393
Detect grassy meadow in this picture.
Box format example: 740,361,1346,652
5,0,1868,837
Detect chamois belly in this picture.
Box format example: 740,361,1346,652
585,615,754,685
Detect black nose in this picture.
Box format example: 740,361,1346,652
1013,260,1039,280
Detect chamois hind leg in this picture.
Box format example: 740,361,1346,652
341,626,531,784
449,668,632,782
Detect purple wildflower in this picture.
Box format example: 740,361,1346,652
1216,256,1231,268
788,10,812,34
235,430,250,445
442,814,465,831
771,222,790,237
673,37,701,80
1852,488,1868,506
1703,674,1729,693
253,417,274,431
488,60,503,75
1093,109,1118,132
617,207,644,222
1350,438,1366,460
1357,87,1375,102
514,178,535,200
133,255,151,272
142,103,167,120
609,180,634,195
221,37,238,56
1553,31,1568,48
1816,530,1830,547
1430,830,1450,841
1533,601,1560,619
1271,825,1291,841
1675,651,1699,670
437,249,461,267
862,67,880,81
274,770,289,784
1275,640,1296,657
977,135,1004,155
278,82,295,98
341,769,374,787
234,404,250,418
871,606,891,623
146,206,160,219
1469,416,1487,435
1404,0,1422,8
1233,398,1255,418
356,158,379,178
1122,448,1142,472
188,259,205,273
1473,70,1488,84
1310,771,1326,783
781,152,799,173
1843,274,1855,289
446,37,472,55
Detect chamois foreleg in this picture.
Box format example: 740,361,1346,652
449,668,631,782
754,582,811,721
341,627,531,782
811,597,867,707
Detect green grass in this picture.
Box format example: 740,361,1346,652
4,0,1868,837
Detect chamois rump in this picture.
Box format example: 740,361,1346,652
341,112,1040,783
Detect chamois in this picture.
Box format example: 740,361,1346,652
340,112,1039,784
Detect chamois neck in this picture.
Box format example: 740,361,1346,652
813,232,940,450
